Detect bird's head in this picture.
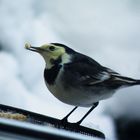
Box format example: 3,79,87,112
25,43,74,69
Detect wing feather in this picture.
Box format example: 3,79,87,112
63,54,113,86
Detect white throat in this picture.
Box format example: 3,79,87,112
61,53,71,65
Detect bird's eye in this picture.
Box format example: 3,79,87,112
49,46,55,51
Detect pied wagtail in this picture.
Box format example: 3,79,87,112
25,43,140,125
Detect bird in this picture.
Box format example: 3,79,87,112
25,42,140,125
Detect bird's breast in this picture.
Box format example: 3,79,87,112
45,78,114,107
44,66,115,107
44,65,62,85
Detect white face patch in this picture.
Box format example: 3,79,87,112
26,43,72,69
61,53,71,65
42,47,71,69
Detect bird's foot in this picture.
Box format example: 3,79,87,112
60,117,81,129
75,120,82,125
60,117,69,127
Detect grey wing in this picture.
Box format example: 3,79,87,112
63,62,117,87
79,70,112,86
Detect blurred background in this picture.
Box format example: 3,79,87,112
0,0,140,139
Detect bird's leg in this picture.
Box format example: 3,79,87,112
61,106,78,124
76,102,99,125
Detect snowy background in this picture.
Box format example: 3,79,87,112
0,0,140,139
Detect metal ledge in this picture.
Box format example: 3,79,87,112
0,104,105,140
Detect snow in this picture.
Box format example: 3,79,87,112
0,0,140,140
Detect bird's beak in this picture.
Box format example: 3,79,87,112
27,46,43,53
25,43,44,53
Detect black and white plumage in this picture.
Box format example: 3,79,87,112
25,43,140,124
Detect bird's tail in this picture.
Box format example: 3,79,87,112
114,75,140,87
